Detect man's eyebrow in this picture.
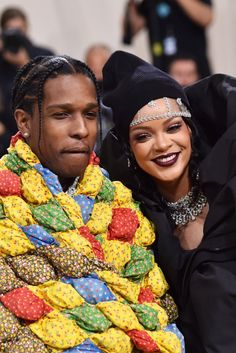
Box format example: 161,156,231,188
46,102,99,111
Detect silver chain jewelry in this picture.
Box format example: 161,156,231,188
130,97,191,127
65,176,80,197
166,172,207,227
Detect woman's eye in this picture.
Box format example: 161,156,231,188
167,123,182,133
134,133,150,142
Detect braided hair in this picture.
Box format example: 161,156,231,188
12,55,102,148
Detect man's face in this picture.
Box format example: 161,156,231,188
169,59,199,87
27,73,98,180
4,17,28,34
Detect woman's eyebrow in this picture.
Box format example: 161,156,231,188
130,117,178,132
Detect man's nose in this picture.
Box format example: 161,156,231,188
70,113,89,138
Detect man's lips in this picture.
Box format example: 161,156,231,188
62,146,90,154
152,152,180,166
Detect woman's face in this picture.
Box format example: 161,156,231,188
129,98,192,191
26,73,98,179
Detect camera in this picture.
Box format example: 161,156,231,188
1,28,31,54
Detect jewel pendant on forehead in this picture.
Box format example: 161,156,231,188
147,100,157,108
177,98,182,105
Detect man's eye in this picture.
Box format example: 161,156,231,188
53,112,70,118
86,111,98,119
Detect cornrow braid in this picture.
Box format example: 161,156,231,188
12,56,43,114
33,57,73,150
12,55,102,148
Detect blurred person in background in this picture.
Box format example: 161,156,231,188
122,0,213,78
85,44,111,90
85,44,113,144
0,7,54,155
167,53,200,87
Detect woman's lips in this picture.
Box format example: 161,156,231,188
152,152,179,167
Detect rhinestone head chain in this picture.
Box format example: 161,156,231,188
130,97,191,127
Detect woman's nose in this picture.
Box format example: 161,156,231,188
154,133,172,151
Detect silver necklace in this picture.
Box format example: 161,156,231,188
166,173,207,227
65,176,80,197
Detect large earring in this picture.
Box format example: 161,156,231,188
23,132,30,138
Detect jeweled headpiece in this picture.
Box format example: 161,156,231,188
130,97,191,127
102,50,190,141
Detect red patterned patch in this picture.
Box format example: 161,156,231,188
0,287,52,321
0,170,21,196
127,330,160,352
108,208,139,243
138,287,156,303
89,151,100,165
10,131,24,147
79,226,104,260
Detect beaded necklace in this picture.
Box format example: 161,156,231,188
166,172,207,227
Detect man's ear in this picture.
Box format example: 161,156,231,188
14,109,31,138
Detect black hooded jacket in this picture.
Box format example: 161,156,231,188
100,74,236,353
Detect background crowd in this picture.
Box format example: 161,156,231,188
0,1,236,353
0,0,234,155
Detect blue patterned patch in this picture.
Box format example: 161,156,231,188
34,163,63,195
61,273,117,304
63,338,103,352
21,224,59,247
100,167,110,178
73,195,94,224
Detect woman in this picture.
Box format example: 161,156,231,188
101,50,236,353
0,55,184,353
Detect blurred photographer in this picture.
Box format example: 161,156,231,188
122,0,213,77
0,7,54,154
1,28,31,67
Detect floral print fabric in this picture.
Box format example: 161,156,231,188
0,134,183,353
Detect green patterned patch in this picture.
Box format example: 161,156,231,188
95,176,115,203
5,152,31,176
0,203,5,219
63,303,112,332
122,245,154,281
95,234,105,244
131,303,160,331
31,199,75,232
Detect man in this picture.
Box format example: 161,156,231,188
168,54,200,86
